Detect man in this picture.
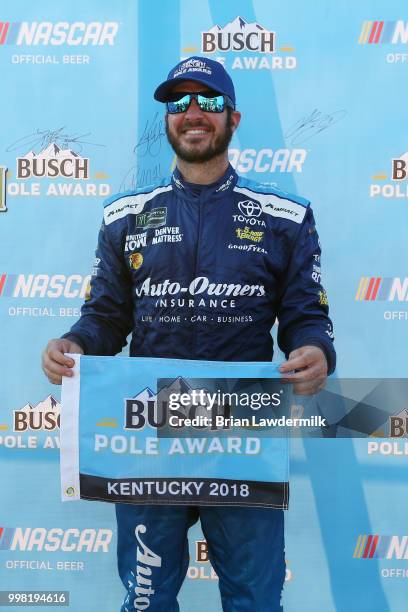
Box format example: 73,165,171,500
42,56,335,611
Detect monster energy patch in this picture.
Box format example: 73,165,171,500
135,207,167,229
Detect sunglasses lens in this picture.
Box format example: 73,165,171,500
167,94,191,114
197,94,225,112
166,92,228,113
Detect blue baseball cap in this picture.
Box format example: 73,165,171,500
154,56,236,108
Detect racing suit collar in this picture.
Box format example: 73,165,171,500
171,164,238,199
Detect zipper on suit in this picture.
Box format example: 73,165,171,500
192,191,204,357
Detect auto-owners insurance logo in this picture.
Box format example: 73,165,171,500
182,16,297,71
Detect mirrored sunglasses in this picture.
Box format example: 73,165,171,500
166,91,235,114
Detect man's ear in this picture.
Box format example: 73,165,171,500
230,111,241,134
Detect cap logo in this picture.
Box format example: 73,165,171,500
173,58,212,78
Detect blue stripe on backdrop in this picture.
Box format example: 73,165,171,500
208,0,297,194
136,0,181,191
202,3,385,611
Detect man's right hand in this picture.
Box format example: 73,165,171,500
42,339,84,385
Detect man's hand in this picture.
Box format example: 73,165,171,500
279,345,328,396
42,339,84,385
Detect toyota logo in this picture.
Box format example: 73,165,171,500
238,200,262,217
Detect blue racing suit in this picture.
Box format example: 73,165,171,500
63,164,335,611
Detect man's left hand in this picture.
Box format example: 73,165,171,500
279,345,328,396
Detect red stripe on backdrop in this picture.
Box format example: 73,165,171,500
371,277,381,300
0,22,9,45
368,21,378,44
365,277,375,300
374,21,384,44
363,535,373,558
0,274,6,295
369,535,379,558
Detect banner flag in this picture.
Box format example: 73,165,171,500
60,355,289,508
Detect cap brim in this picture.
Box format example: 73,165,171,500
154,75,226,102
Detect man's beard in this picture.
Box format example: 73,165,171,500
165,113,233,163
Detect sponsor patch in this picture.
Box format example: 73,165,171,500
103,185,172,226
129,253,144,270
234,186,307,224
235,226,263,243
318,290,329,306
136,207,167,229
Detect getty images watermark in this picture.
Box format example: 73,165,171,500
166,388,326,429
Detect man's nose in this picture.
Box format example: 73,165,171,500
184,97,204,118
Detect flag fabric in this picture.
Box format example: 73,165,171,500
60,355,289,508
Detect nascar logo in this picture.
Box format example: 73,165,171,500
0,21,119,46
354,535,408,559
0,527,112,552
355,277,408,301
358,21,408,45
0,274,90,298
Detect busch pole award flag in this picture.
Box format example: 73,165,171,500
60,355,289,508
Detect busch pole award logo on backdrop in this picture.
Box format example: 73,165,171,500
0,396,61,451
182,16,297,71
370,152,408,198
1,127,111,210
